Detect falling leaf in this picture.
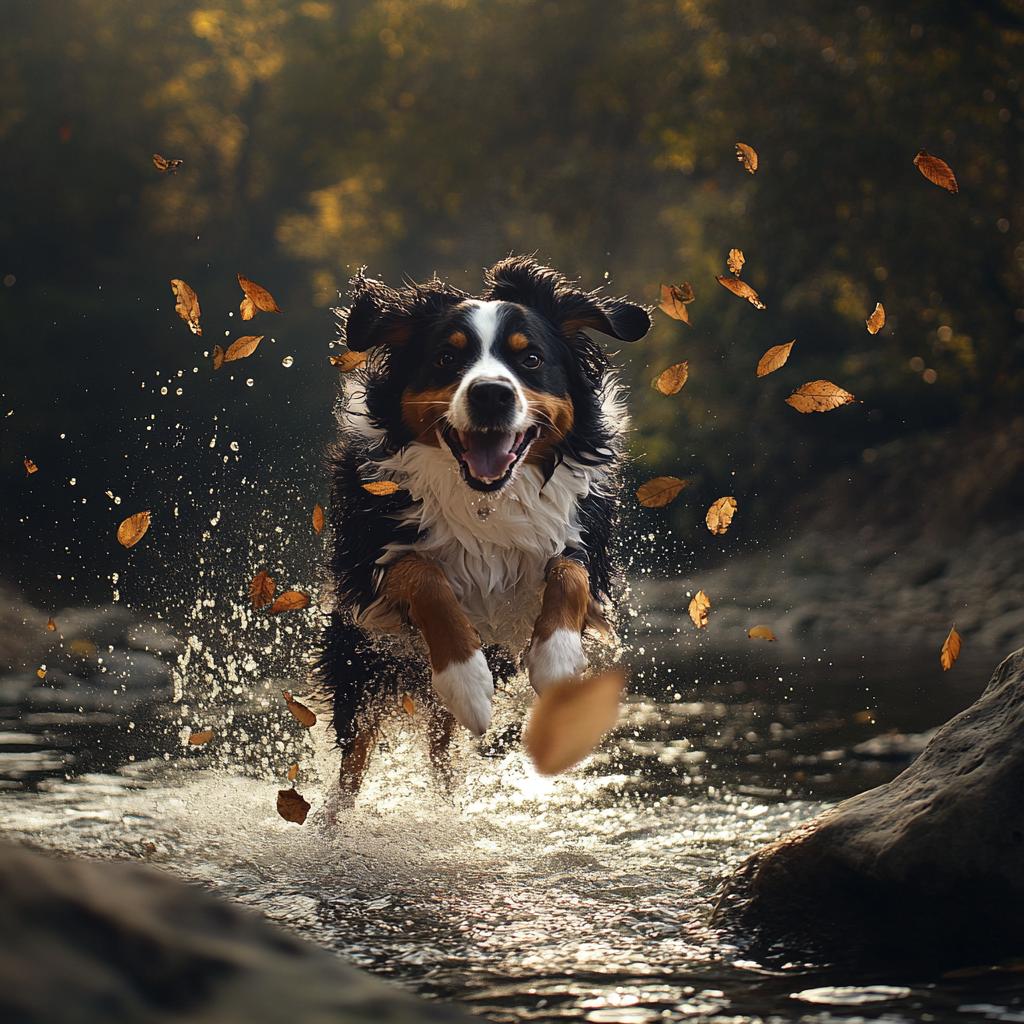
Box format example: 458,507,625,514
866,303,885,335
223,335,263,362
659,283,695,324
637,476,691,508
706,496,738,535
152,153,183,174
269,590,311,615
736,143,758,173
36,668,46,679
282,690,317,728
403,694,416,715
361,480,401,496
170,279,201,336
524,668,625,776
312,504,324,534
748,625,778,641
914,150,958,194
941,624,962,671
238,274,283,320
727,249,745,276
689,590,710,629
756,341,794,377
24,458,38,476
329,351,367,372
277,788,310,824
249,571,275,610
716,276,766,309
785,380,855,413
287,763,299,782
652,362,689,395
46,617,56,631
117,511,151,549
212,345,225,370
189,729,214,745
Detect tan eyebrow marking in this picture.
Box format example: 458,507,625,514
508,332,529,351
448,331,467,349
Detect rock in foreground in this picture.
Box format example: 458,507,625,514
0,842,470,1024
714,647,1024,966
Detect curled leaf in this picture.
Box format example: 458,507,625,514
282,689,317,728
637,476,691,508
249,571,275,610
46,617,56,631
117,511,151,549
189,729,214,745
736,143,758,173
866,303,885,335
403,693,416,715
914,150,958,194
756,341,794,377
689,590,710,629
716,275,765,309
269,590,311,615
329,351,367,372
152,153,183,174
287,763,299,782
941,624,962,671
312,504,324,534
36,668,46,679
170,279,201,336
659,283,695,324
727,249,745,276
277,788,310,824
785,380,855,413
652,362,689,395
223,335,263,362
524,669,625,776
361,480,401,496
748,625,778,641
706,496,737,535
24,458,38,476
212,345,224,370
238,274,283,320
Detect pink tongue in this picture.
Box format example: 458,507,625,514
461,431,517,482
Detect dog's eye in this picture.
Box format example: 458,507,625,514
436,351,457,368
522,353,543,369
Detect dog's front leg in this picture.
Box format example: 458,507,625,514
382,555,493,735
526,558,591,693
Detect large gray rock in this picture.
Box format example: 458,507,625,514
714,647,1024,965
0,842,470,1024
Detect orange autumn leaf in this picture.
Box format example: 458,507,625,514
706,496,737,535
785,380,856,413
659,283,695,325
24,458,38,476
287,763,299,782
736,142,758,173
866,303,885,335
189,728,214,745
238,274,283,320
269,590,311,615
914,150,958,194
748,625,778,641
46,617,56,631
329,351,367,372
117,511,151,549
756,341,794,377
249,571,275,610
170,279,201,336
524,668,625,776
223,335,263,362
716,275,765,309
637,476,691,508
282,689,317,728
277,788,310,824
403,693,416,715
312,504,324,534
941,624,962,671
652,362,689,395
212,345,225,370
152,153,183,174
361,480,401,496
36,668,46,679
689,590,710,629
727,249,745,276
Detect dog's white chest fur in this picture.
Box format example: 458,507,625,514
372,443,600,648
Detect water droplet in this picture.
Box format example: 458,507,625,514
160,386,168,395
230,441,239,452
176,388,183,396
246,378,254,387
281,356,294,367
69,478,76,486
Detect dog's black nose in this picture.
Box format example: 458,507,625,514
467,381,516,418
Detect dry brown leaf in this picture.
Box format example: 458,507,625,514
652,362,689,395
524,668,625,776
152,153,183,174
249,571,275,610
716,275,766,309
170,279,201,336
637,476,691,508
361,480,401,496
756,341,794,377
706,496,738,535
46,617,56,631
282,689,317,728
36,668,46,679
238,274,283,320
329,351,368,372
24,458,38,476
117,511,151,549
223,335,264,362
212,345,224,370
914,150,958,194
269,590,311,615
659,283,695,324
748,625,778,641
403,693,416,715
941,623,962,671
736,142,758,173
866,303,886,335
689,590,710,629
727,249,745,276
785,380,856,413
287,763,299,782
277,788,310,824
312,504,324,534
189,729,214,745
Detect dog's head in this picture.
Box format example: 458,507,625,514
340,257,651,492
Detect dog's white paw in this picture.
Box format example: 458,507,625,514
527,628,588,694
431,650,493,735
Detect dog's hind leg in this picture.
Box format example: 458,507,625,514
526,557,591,693
424,696,457,794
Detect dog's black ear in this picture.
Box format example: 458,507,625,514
483,256,651,343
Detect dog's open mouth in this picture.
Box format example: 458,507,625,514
442,425,540,491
